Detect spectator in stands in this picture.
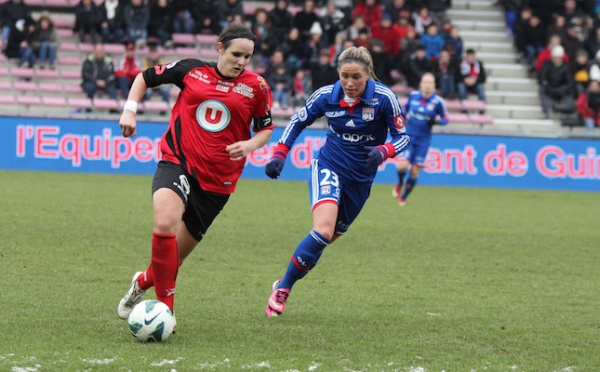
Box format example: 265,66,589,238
321,2,347,46
498,0,522,36
303,22,326,69
399,25,418,70
370,39,394,86
251,8,272,61
4,19,36,68
292,68,310,108
396,12,414,41
99,0,125,45
371,13,401,60
268,0,293,45
264,48,285,77
294,0,320,43
406,44,433,88
352,0,383,30
123,0,149,48
142,44,170,109
348,15,366,42
115,43,142,98
445,25,464,59
218,0,245,31
280,28,305,72
521,14,546,72
31,14,57,70
311,49,338,90
424,0,451,22
571,48,591,95
81,43,118,106
548,15,581,62
584,26,600,58
538,45,573,119
267,63,292,109
193,0,222,36
170,0,195,34
433,47,458,98
74,0,103,43
513,6,533,62
457,48,487,104
354,27,371,49
0,0,33,49
413,6,434,36
384,0,412,25
420,23,445,60
576,79,600,132
148,0,172,48
536,34,569,73
562,0,583,28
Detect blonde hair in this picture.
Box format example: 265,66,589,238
337,46,379,82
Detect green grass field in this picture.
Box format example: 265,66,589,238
0,169,598,371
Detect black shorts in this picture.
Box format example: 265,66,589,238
152,161,230,241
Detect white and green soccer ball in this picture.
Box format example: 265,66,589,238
128,300,175,342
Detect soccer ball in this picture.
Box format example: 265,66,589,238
128,300,175,342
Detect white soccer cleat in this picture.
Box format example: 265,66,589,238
117,271,146,320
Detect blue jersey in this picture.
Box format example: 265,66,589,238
404,91,448,144
279,79,410,184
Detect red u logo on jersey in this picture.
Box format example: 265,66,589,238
196,100,231,132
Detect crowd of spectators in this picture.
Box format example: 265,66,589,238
503,0,600,130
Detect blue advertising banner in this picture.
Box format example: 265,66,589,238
1,116,598,192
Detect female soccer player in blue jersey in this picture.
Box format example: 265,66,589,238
393,73,449,206
263,46,410,317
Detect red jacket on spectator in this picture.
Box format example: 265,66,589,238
536,46,569,72
352,0,383,29
114,55,142,82
576,92,600,125
371,22,402,56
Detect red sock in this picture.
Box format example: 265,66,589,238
137,258,184,290
151,232,178,311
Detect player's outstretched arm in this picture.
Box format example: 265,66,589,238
226,128,273,161
119,73,149,138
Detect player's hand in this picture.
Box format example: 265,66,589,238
438,118,449,125
265,151,287,179
226,140,255,161
119,111,137,137
365,145,387,168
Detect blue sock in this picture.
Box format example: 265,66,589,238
278,230,330,290
401,177,418,200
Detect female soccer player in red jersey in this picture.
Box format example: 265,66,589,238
116,23,274,324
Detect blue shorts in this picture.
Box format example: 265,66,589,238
308,159,371,235
398,138,430,166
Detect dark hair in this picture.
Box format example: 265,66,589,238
415,44,426,51
218,23,256,48
466,48,476,55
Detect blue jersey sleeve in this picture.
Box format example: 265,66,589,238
277,86,329,147
379,87,410,156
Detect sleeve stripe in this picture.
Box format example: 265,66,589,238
391,134,410,154
374,86,402,116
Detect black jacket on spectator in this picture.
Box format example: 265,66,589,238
218,0,244,25
193,0,221,34
148,2,170,33
0,0,33,29
371,48,394,87
310,61,338,91
81,53,117,87
406,54,433,88
74,1,103,34
123,2,150,31
99,0,124,33
3,19,34,59
268,0,293,43
538,60,573,98
520,19,546,50
293,9,319,41
425,0,452,12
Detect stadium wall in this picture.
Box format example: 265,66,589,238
1,116,599,192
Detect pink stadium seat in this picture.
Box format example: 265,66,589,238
104,43,125,55
58,55,82,66
175,47,199,58
56,28,74,38
469,113,494,125
444,99,463,111
11,68,35,79
142,100,169,113
36,69,60,79
397,96,408,106
93,98,119,110
59,42,79,52
172,33,196,46
61,70,82,79
63,84,83,94
13,81,38,92
45,0,72,7
0,53,6,62
26,0,44,6
0,94,16,104
157,46,175,56
196,34,217,46
53,18,73,28
67,97,93,109
38,82,63,93
79,43,94,53
199,48,219,59
17,95,42,106
42,96,68,107
0,81,11,91
462,100,486,112
390,83,409,95
170,87,180,98
446,112,471,123
0,67,8,76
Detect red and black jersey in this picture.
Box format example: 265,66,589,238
143,59,273,195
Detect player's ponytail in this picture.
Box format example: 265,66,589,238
337,46,380,82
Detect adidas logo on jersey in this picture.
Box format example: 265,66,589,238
345,119,356,127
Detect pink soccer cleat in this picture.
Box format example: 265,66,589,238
392,184,401,199
265,287,290,317
398,198,407,206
